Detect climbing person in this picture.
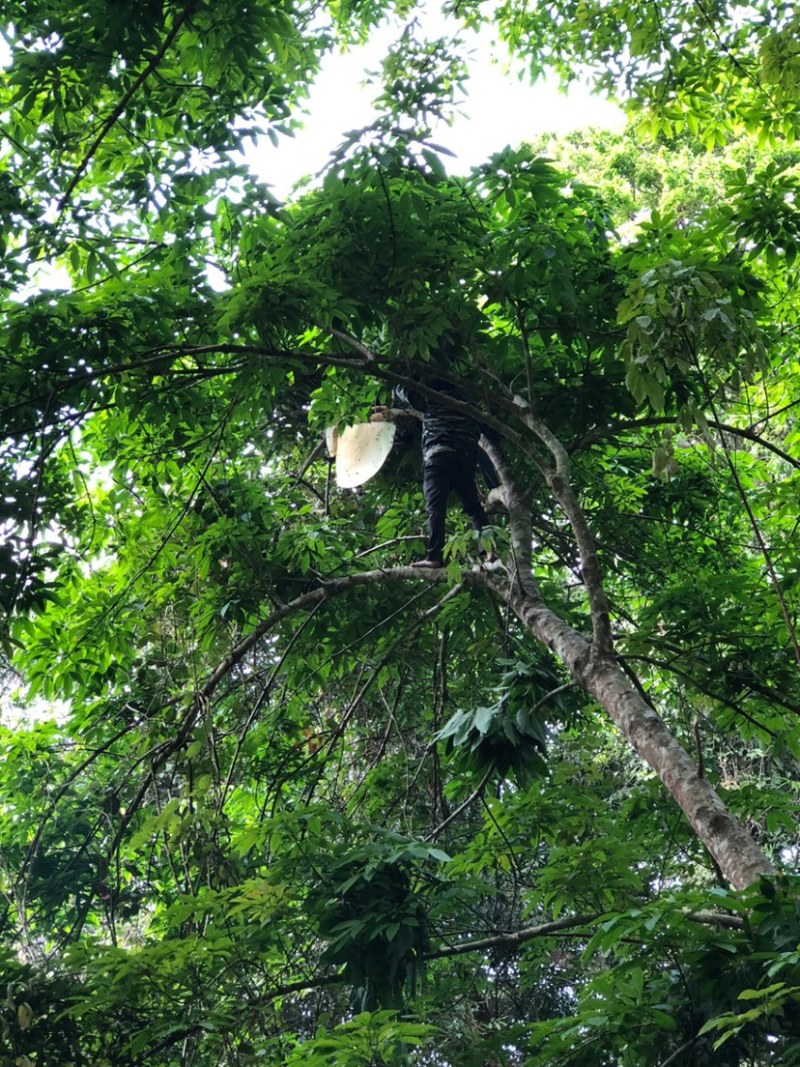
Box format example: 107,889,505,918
372,376,498,569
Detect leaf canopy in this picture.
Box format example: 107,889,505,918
3,3,800,1066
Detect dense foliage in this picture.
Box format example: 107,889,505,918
2,2,800,1065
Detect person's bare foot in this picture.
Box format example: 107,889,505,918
410,558,443,569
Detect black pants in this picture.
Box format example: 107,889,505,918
422,451,489,563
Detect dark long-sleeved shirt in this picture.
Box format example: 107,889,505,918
394,381,481,464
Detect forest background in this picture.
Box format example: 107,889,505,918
1,0,800,1064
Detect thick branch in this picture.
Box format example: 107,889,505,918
480,436,541,601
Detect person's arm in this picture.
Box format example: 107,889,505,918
393,383,425,412
371,383,424,422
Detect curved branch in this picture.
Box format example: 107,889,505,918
693,369,800,668
200,565,448,702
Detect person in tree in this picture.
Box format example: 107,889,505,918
373,377,498,569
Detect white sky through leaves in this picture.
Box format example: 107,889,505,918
244,10,626,198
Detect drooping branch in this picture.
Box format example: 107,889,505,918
102,566,451,865
571,415,800,470
714,436,800,668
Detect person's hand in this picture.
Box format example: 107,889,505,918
370,406,392,423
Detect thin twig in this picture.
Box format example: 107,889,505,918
425,766,492,841
58,1,198,213
657,1036,699,1067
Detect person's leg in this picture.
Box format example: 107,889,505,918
416,458,450,565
